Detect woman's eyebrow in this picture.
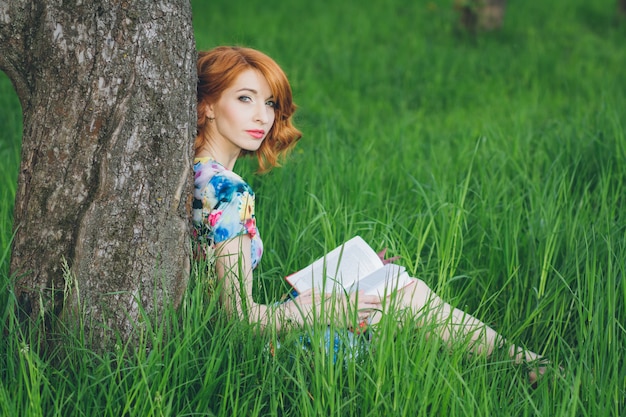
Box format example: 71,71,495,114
236,87,258,94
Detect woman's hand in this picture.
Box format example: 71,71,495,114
377,248,401,265
282,289,381,327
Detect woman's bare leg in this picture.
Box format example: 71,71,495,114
370,278,546,382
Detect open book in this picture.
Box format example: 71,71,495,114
285,236,414,297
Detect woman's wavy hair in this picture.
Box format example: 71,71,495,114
196,46,302,173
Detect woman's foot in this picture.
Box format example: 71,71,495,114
527,359,548,386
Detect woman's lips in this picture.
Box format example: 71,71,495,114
246,130,265,139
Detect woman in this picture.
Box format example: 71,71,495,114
192,46,547,382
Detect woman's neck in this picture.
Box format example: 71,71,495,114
195,140,239,171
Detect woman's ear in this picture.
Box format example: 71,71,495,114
204,103,215,120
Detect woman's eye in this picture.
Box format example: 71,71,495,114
266,100,276,108
238,96,252,102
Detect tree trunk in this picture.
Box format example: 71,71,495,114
619,0,626,16
0,0,195,348
455,0,507,32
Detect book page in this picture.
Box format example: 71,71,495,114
346,264,414,296
285,236,384,294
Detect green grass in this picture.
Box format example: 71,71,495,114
2,0,626,415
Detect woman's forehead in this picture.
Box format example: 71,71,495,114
228,68,273,97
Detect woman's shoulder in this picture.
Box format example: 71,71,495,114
194,157,254,196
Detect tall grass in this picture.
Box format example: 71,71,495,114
2,0,625,415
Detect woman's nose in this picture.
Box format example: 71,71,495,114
255,104,271,124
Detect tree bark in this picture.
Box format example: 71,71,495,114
0,0,195,348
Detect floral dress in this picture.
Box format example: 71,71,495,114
192,157,367,361
192,157,263,268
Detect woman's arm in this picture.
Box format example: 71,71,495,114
214,235,381,331
214,234,274,326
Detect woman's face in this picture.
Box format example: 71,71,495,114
206,68,276,156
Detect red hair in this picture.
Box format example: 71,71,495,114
196,46,302,173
